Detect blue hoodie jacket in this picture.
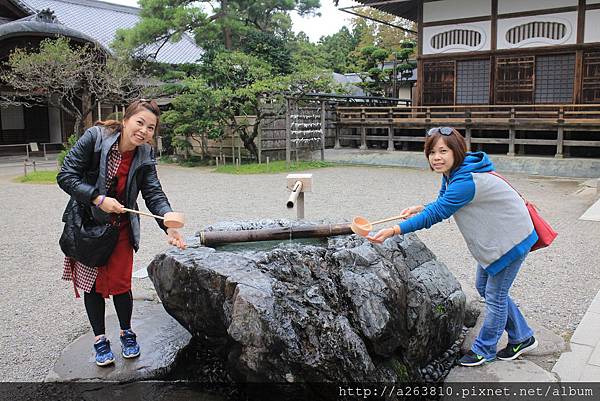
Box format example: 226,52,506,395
399,152,538,275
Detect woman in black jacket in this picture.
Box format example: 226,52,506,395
57,99,185,367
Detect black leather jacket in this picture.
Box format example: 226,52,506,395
57,126,172,251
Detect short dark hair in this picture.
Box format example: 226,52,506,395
424,128,467,172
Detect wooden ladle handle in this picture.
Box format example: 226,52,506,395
122,207,164,220
369,212,410,226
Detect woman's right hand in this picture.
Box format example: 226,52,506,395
93,196,125,214
400,205,424,218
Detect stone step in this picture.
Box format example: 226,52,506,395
45,301,191,382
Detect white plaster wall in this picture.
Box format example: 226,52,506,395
498,0,576,14
423,21,491,54
424,0,490,23
497,12,577,49
585,9,600,43
587,0,600,4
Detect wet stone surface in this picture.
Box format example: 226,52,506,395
148,219,466,384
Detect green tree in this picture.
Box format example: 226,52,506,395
1,37,141,135
318,26,358,73
161,50,337,159
113,0,321,57
350,7,415,55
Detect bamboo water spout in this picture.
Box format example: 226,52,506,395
199,223,353,247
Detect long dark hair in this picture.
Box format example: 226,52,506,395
95,99,161,139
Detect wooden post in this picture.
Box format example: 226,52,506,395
387,108,394,151
556,107,565,158
257,120,262,164
320,100,325,161
465,127,472,152
231,132,235,164
507,108,516,156
334,106,341,149
297,192,305,220
360,108,367,150
285,98,291,167
508,128,516,156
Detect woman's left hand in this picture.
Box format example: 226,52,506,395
366,227,395,244
166,228,187,249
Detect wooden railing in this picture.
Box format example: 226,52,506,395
334,104,600,158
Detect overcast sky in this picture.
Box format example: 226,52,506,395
102,0,359,43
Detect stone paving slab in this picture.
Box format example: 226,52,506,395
461,315,566,357
590,293,600,314
446,360,557,382
45,301,191,382
579,198,600,221
589,342,600,367
570,311,600,347
552,343,593,381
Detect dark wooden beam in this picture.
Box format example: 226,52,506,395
491,0,498,51
422,16,490,27
416,0,423,106
498,6,578,19
577,0,586,44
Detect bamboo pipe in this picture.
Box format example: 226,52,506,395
199,223,353,247
286,181,303,209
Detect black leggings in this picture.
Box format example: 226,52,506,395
84,283,133,336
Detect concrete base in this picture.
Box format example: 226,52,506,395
317,149,600,178
45,301,191,382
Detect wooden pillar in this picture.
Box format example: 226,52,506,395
97,101,102,121
387,108,394,151
82,89,93,129
556,107,565,158
465,127,472,152
415,0,423,106
257,121,262,164
285,98,291,167
320,100,325,161
360,108,367,150
508,128,516,156
360,126,367,150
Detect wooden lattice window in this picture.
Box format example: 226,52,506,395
535,53,575,104
495,56,534,104
583,51,600,103
506,22,567,44
431,29,482,50
423,61,455,105
456,59,490,104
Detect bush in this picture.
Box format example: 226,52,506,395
57,134,78,166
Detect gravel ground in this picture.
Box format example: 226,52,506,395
1,162,598,381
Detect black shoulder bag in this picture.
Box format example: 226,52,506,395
59,128,119,267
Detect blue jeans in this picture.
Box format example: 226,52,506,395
471,255,534,360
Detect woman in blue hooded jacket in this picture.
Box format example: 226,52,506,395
367,127,538,366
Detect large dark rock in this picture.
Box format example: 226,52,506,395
148,220,465,383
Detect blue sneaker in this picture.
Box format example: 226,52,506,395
94,336,115,366
120,329,140,359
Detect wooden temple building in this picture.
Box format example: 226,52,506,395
337,0,600,158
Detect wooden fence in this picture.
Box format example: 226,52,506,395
334,104,600,158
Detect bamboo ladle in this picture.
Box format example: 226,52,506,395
350,212,410,237
122,208,185,229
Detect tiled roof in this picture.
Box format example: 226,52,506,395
21,0,203,64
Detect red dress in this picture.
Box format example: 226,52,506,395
94,149,135,298
62,145,135,298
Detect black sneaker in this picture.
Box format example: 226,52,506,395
458,350,488,367
497,336,538,361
